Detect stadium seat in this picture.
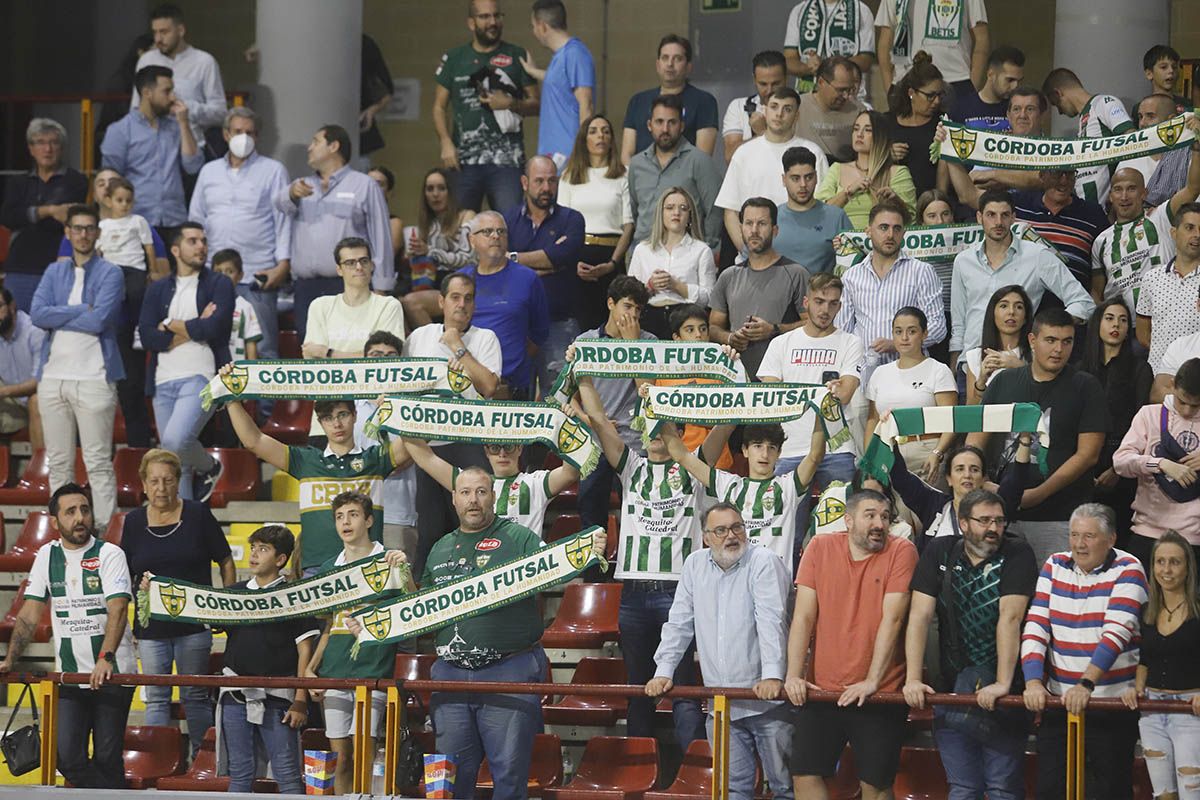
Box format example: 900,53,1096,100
826,746,860,800
124,725,186,789
262,400,314,445
155,727,224,791
395,652,436,713
541,583,621,649
113,406,126,444
906,704,933,730
645,739,712,800
476,732,563,798
542,657,628,726
104,512,126,545
271,471,300,502
0,449,87,506
0,512,56,572
278,330,301,359
546,514,581,544
542,736,658,800
0,445,12,488
892,746,949,800
301,728,330,751
208,448,262,507
0,579,53,643
114,448,149,507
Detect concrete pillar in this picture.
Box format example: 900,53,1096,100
1052,0,1170,135
254,0,361,177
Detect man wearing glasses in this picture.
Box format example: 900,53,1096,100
795,56,866,165
902,488,1037,800
32,205,126,525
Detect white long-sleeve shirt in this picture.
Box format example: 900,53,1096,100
627,235,717,307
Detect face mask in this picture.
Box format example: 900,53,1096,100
228,132,256,159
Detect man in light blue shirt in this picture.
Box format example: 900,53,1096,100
774,146,851,273
528,0,594,167
647,502,793,800
949,190,1094,364
0,288,46,441
273,124,394,339
100,65,203,229
190,106,291,361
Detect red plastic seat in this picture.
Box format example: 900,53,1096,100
542,583,621,649
645,739,711,800
0,579,53,643
278,330,301,359
477,733,563,798
0,449,88,506
1133,756,1153,800
892,746,949,800
104,512,126,545
825,746,860,800
124,725,186,789
906,704,934,730
208,448,262,507
156,727,223,791
546,514,581,544
542,736,659,800
262,400,314,445
0,445,11,488
114,447,148,508
0,512,55,572
543,657,628,726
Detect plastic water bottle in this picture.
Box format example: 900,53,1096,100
372,746,387,795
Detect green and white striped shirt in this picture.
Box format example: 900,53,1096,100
1092,203,1175,313
1076,94,1136,205
615,449,705,581
711,468,808,564
493,470,553,539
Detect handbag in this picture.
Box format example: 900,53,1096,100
395,683,428,792
0,683,41,776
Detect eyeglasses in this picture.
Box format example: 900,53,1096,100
67,224,99,234
472,227,507,238
484,444,519,454
914,88,947,101
339,257,373,269
317,411,354,424
704,522,747,537
966,516,1007,528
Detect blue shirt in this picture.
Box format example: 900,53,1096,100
189,152,293,276
457,261,550,391
537,37,595,158
774,202,852,274
503,203,585,321
623,83,719,153
100,111,204,227
30,254,126,382
0,311,46,395
948,90,1010,132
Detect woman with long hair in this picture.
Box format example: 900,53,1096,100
915,189,956,348
400,167,476,328
964,285,1033,405
627,187,716,339
886,52,946,195
816,109,916,227
559,115,634,331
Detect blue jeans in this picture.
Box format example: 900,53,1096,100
776,451,857,563
5,272,42,313
57,684,134,788
451,164,523,213
139,629,215,757
619,586,706,749
430,647,547,800
1139,689,1200,799
292,276,344,342
578,454,616,531
535,318,580,399
152,374,216,500
709,710,793,800
220,694,304,794
933,713,1025,800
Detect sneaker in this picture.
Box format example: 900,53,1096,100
193,458,224,503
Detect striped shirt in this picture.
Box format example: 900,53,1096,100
1012,190,1110,290
1092,204,1175,313
1020,548,1147,697
710,468,808,563
1075,94,1136,206
615,448,705,581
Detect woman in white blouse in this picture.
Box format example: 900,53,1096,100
865,306,957,481
626,187,717,339
558,115,634,332
963,284,1032,405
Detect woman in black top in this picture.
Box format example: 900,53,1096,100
121,449,235,757
1121,531,1200,799
886,52,945,195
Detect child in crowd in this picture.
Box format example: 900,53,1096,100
96,177,155,272
212,249,262,360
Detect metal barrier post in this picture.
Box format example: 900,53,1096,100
37,679,58,786
711,694,729,800
384,685,401,795
353,683,372,793
79,99,94,177
1066,711,1085,800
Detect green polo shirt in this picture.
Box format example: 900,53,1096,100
315,542,398,679
287,444,392,570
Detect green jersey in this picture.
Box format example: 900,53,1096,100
421,517,545,669
1091,202,1175,312
1076,94,1136,205
287,444,393,570
615,449,705,581
316,543,397,679
435,41,531,167
710,467,808,564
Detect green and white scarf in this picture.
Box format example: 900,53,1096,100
140,555,411,626
792,0,860,92
352,527,604,644
890,0,912,58
365,395,601,478
833,222,1065,274
938,114,1195,171
859,402,1048,484
199,358,470,411
550,340,741,405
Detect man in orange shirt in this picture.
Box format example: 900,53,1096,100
783,489,917,800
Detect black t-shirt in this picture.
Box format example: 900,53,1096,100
1140,616,1200,691
221,578,322,678
122,501,233,639
911,534,1038,689
886,113,939,195
982,365,1110,520
948,90,1010,132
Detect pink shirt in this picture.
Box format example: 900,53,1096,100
1112,396,1200,544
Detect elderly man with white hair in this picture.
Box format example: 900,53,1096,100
455,211,550,400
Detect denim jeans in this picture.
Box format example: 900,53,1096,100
236,282,280,361
708,710,793,800
152,374,217,500
5,272,42,313
535,318,580,399
932,712,1025,800
57,684,134,788
451,164,523,213
619,586,706,749
220,694,304,794
776,451,857,562
139,629,215,757
39,378,118,524
292,276,344,342
430,647,547,800
1139,689,1200,799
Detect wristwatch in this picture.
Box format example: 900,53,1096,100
453,346,468,360
1078,678,1095,691
98,651,115,665
773,323,781,336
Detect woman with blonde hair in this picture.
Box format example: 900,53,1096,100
816,109,916,227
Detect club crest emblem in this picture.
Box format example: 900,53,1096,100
361,559,391,593
565,531,595,570
833,235,866,258
819,392,844,423
1157,117,1185,148
949,127,977,161
85,575,101,591
361,608,392,641
221,365,250,396
447,366,472,395
813,496,846,528
761,488,776,513
667,464,683,491
557,418,589,454
158,583,187,618
475,554,491,568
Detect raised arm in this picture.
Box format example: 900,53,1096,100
659,421,717,491
224,389,288,470
575,376,627,469
402,437,454,491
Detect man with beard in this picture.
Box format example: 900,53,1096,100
647,502,794,800
0,288,46,446
0,484,136,788
784,489,917,800
902,488,1038,800
434,0,538,213
774,147,852,273
503,155,584,396
709,198,811,379
939,86,1045,197
948,46,1025,132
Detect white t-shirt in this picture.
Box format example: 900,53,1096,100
97,215,153,270
1159,330,1200,377
305,293,406,355
715,135,829,211
557,169,632,236
757,327,865,458
875,0,988,84
627,235,718,307
403,323,503,401
962,345,1022,388
42,266,106,382
614,449,706,581
1092,203,1175,314
711,468,808,563
784,0,876,100
157,273,216,385
865,357,956,416
230,295,263,360
722,94,764,139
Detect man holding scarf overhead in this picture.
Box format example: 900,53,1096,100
783,0,876,98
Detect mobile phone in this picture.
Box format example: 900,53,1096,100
253,273,268,287
821,370,839,384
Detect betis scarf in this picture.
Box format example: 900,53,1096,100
858,402,1048,484
833,222,1064,274
550,340,741,405
637,383,853,451
199,358,471,411
792,0,860,93
938,113,1195,171
352,527,604,644
365,395,601,478
140,555,411,626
